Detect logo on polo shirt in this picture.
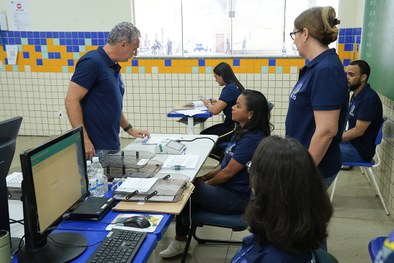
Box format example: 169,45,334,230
290,82,303,100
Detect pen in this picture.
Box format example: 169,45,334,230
171,165,185,171
145,190,158,201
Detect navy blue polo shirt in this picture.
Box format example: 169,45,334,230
347,84,383,161
219,82,241,126
71,47,124,151
221,130,264,197
285,49,349,178
231,235,312,263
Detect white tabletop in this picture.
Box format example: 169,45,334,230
122,134,218,182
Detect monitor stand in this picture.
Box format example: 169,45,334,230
18,232,87,263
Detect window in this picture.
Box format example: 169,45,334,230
134,0,338,57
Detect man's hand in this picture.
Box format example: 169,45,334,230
84,137,95,160
129,128,150,139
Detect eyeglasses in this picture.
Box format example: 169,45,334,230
289,30,302,40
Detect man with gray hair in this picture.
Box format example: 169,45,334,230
65,22,149,160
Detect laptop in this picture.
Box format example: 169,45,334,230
69,196,115,221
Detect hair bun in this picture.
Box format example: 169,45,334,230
329,17,340,27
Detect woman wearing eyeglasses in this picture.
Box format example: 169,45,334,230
160,90,273,258
231,136,333,262
285,6,348,188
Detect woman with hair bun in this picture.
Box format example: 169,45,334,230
286,6,349,188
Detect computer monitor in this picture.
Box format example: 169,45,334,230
0,116,23,252
18,127,89,262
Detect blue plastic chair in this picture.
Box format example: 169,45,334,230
369,236,386,262
330,119,389,215
180,206,247,263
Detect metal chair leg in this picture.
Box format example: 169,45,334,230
367,167,390,215
181,225,197,263
330,175,339,202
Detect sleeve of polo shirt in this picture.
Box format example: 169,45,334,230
71,57,99,91
310,66,346,110
232,134,258,166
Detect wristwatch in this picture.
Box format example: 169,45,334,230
123,123,133,132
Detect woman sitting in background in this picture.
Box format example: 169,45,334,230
232,136,333,262
200,62,245,161
160,90,272,258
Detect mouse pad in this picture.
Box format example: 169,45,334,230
105,213,163,233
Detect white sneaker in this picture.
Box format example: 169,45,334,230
159,239,186,258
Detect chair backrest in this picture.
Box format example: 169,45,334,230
375,119,386,146
267,101,274,112
313,249,335,263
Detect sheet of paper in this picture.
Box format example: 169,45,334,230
162,154,199,169
193,101,208,110
6,45,18,65
175,108,206,116
142,136,180,145
115,177,158,193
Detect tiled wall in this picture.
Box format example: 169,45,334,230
0,28,361,73
1,27,394,217
337,27,362,66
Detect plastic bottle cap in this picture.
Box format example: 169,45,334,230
92,156,99,163
86,160,92,165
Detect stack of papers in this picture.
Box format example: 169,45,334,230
173,100,208,116
192,101,208,111
115,178,158,193
162,154,200,170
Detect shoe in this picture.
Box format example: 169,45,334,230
341,165,353,170
159,239,186,258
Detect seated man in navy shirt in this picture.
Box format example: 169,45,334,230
340,60,383,163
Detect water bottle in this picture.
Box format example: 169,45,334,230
86,160,97,196
91,156,102,174
92,157,107,196
95,168,107,197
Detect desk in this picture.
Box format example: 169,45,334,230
123,133,218,182
167,110,212,134
9,199,158,263
9,134,217,262
11,229,157,263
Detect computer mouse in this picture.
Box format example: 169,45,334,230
123,216,151,228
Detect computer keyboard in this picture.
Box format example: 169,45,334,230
6,172,23,189
87,228,147,263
